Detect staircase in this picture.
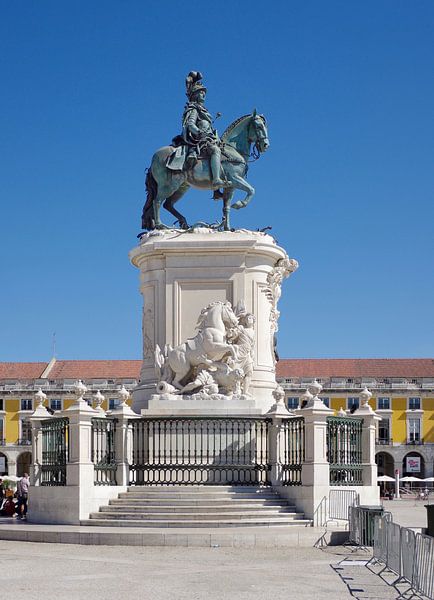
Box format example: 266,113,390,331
82,486,311,528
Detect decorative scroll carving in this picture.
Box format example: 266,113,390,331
263,258,298,364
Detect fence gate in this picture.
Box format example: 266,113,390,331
91,417,117,485
41,417,69,486
327,416,363,485
129,416,271,485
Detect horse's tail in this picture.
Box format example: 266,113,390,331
141,168,158,230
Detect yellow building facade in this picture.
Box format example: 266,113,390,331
1,357,433,480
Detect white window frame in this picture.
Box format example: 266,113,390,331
20,398,33,412
286,397,299,410
377,415,392,443
406,416,422,443
347,397,359,411
50,398,63,412
19,417,32,445
377,397,391,410
408,397,421,411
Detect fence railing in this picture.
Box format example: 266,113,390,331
129,416,272,486
369,514,434,599
327,416,363,486
41,417,69,486
91,417,117,485
279,417,304,486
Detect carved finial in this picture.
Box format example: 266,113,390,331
35,388,47,408
360,387,373,407
307,379,323,397
94,390,105,413
118,385,130,407
73,380,87,401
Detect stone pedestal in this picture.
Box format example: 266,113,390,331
130,229,298,415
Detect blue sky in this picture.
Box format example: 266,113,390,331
1,0,433,362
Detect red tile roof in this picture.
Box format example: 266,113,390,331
276,359,434,379
0,359,433,381
0,362,48,380
47,360,142,380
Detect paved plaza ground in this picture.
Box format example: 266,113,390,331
0,498,429,600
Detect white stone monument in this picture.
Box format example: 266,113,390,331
130,228,298,416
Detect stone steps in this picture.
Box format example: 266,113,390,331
82,518,311,528
84,485,311,529
96,510,304,519
106,503,296,512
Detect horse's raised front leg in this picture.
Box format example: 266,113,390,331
163,181,190,229
230,175,255,210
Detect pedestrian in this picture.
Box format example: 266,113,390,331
16,473,29,520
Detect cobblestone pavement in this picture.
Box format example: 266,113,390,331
0,540,400,600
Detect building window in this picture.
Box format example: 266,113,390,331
109,398,120,410
50,399,62,412
321,397,330,408
378,397,390,410
378,418,390,443
20,399,32,411
408,418,421,443
347,397,359,411
0,418,4,442
0,399,3,411
409,397,421,410
20,420,32,444
286,397,299,410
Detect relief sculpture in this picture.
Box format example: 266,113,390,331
154,300,255,400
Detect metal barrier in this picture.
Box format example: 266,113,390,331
368,515,434,600
372,514,388,565
329,489,359,521
412,533,434,599
400,527,416,584
349,506,388,546
386,521,401,576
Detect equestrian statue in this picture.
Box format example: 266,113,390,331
141,71,269,232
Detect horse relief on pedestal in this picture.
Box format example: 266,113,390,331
154,301,255,400
141,71,269,232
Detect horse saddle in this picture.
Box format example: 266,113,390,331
166,146,187,171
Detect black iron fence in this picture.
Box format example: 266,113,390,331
41,417,69,486
129,416,272,486
280,417,304,485
327,416,363,485
91,417,117,485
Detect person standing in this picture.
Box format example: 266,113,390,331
16,473,29,520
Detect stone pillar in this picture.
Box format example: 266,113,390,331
110,386,140,486
267,385,295,485
63,380,98,489
294,381,334,521
29,388,52,486
129,229,298,414
354,387,381,487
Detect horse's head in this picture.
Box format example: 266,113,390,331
249,109,269,154
221,301,239,329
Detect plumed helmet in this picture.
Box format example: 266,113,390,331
185,71,207,99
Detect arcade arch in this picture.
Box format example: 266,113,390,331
375,451,394,477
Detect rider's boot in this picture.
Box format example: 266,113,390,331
210,151,225,187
